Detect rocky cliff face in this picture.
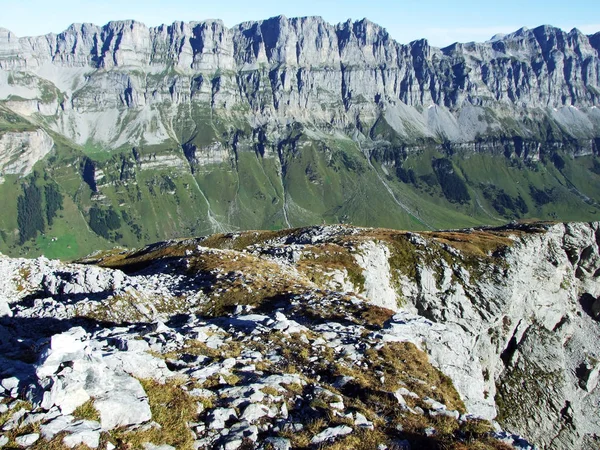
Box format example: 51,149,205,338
0,18,600,258
0,128,53,183
0,17,599,145
0,222,599,449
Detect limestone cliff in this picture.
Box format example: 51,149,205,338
0,18,599,146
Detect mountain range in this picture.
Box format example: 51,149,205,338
0,17,599,258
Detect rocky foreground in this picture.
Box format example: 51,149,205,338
1,222,600,449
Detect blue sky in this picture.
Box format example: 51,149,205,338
2,0,599,47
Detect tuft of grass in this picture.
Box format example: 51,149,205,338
359,305,395,328
260,386,281,397
72,399,100,422
281,417,328,448
322,428,389,450
199,229,296,251
162,339,222,360
374,342,466,413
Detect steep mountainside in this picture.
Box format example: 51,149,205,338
1,222,599,449
0,18,599,257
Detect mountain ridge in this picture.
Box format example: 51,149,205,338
0,16,599,258
1,18,599,53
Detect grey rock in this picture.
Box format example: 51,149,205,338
0,18,598,152
310,425,353,444
36,327,88,378
15,433,39,447
143,444,176,450
591,297,600,320
40,415,75,439
2,408,28,431
62,420,101,448
240,404,269,423
115,337,150,352
423,397,446,411
430,409,460,420
189,388,217,399
355,412,374,430
223,440,243,450
208,408,237,430
95,393,151,430
228,420,259,442
1,218,600,450
262,437,291,450
1,377,19,391
424,427,436,437
0,130,54,185
103,351,173,382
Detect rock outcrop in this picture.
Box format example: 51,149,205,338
0,129,53,184
0,222,599,448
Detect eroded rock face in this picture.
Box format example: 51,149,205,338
0,18,598,147
379,222,600,449
0,129,54,183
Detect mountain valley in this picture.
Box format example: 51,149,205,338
0,17,599,257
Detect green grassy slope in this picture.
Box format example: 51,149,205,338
1,105,600,260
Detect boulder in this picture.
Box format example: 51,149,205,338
310,425,352,444
62,420,101,448
207,408,237,430
15,433,39,447
240,404,269,423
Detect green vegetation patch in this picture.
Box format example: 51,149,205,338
72,399,100,422
0,105,37,133
482,185,528,217
44,182,64,226
433,157,471,204
17,181,45,244
88,207,122,240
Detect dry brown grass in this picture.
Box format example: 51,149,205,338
80,239,201,271
375,342,465,413
330,341,466,437
296,243,366,291
199,229,297,250
426,230,516,258
359,305,395,328
292,294,394,331
162,339,227,360
187,250,312,317
322,428,390,450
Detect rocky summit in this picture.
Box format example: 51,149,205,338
0,18,599,258
0,221,599,449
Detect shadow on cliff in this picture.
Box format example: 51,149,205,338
579,293,599,320
0,314,149,367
